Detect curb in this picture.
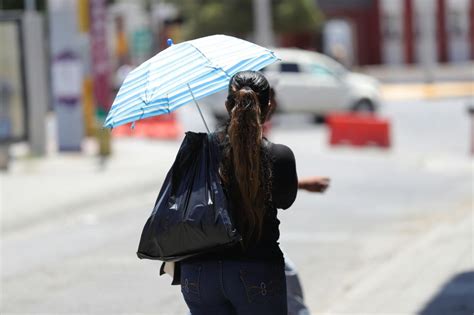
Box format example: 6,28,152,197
381,81,474,101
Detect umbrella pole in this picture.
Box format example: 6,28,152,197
187,84,210,134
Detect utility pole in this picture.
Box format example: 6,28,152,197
253,0,274,47
48,0,84,152
24,0,48,155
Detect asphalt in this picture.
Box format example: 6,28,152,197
1,135,181,234
1,72,473,314
3,123,471,315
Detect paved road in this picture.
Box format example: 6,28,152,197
1,97,472,314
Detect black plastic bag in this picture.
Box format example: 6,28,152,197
137,132,241,262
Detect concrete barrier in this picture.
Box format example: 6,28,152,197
327,113,391,148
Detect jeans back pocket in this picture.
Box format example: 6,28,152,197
180,264,202,304
239,264,285,304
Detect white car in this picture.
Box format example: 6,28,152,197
202,48,381,123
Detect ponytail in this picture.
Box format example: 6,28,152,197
220,71,272,246
223,87,266,244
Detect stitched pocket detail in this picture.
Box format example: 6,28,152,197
180,264,202,304
239,265,284,304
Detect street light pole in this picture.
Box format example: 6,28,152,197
253,0,274,47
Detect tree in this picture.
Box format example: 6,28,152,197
0,0,47,11
273,0,323,34
166,0,323,40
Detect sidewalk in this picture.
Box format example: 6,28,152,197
356,62,474,102
357,62,474,83
322,204,473,315
381,81,474,102
0,105,213,234
0,137,182,233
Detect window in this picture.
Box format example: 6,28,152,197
280,63,300,73
310,64,337,78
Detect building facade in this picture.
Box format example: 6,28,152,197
317,0,474,65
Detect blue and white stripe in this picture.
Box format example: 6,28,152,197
104,35,279,128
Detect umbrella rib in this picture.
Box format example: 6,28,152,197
187,83,210,134
166,93,170,114
188,42,232,80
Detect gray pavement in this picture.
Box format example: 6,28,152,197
1,96,473,314
270,97,473,314
1,135,181,233
326,207,472,315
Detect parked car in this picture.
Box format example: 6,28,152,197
202,48,381,123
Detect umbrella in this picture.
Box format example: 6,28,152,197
104,34,279,131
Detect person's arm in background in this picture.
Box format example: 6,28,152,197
269,88,331,195
298,177,330,193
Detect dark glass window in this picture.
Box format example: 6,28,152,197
280,63,300,73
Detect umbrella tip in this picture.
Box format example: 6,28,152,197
167,38,174,46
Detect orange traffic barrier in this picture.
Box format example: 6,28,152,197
327,113,391,148
111,113,182,140
111,124,133,137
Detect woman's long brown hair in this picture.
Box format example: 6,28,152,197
220,71,272,246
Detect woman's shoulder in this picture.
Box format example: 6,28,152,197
264,140,295,162
210,130,226,143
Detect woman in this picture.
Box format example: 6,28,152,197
179,70,298,315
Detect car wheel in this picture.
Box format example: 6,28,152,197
352,99,375,113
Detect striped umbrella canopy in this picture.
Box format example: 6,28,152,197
104,35,279,129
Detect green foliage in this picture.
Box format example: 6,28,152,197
273,0,323,34
0,0,46,11
165,0,323,39
176,0,253,38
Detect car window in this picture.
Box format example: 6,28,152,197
310,64,337,78
321,57,347,76
280,63,300,73
261,63,276,73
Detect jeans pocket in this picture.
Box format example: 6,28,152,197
180,264,202,304
239,263,285,304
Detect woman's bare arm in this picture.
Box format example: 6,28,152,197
298,177,330,193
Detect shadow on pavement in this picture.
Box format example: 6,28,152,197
418,271,474,315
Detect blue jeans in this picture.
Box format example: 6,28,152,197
180,259,287,315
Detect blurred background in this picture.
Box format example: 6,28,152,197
0,0,473,314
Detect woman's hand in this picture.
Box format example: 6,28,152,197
298,177,330,193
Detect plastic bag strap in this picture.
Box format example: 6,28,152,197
207,132,223,163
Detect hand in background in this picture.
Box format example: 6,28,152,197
298,177,330,193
